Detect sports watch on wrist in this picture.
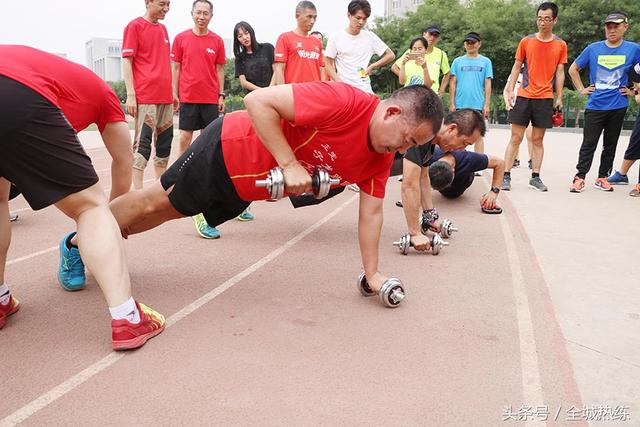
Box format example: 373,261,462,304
490,186,500,194
219,92,226,99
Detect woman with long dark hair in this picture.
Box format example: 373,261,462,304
233,21,275,93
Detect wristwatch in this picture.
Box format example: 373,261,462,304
490,186,500,194
219,92,226,99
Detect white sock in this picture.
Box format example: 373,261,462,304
0,283,10,305
109,297,141,323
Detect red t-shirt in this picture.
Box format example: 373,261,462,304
171,30,226,104
0,45,125,133
221,82,393,201
274,31,324,83
122,17,173,104
515,35,567,99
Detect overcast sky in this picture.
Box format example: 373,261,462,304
0,0,385,64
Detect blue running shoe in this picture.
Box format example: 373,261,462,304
193,213,220,239
236,208,254,222
58,232,86,291
607,170,628,185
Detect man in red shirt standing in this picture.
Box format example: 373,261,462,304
72,82,443,299
0,46,165,350
274,1,325,84
171,0,229,239
123,0,177,190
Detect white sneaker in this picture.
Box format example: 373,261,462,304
347,184,360,192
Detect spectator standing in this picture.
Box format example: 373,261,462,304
234,21,275,93
568,11,640,193
396,36,433,88
325,0,394,95
274,1,324,84
449,32,493,156
122,0,176,190
501,2,567,192
171,0,229,237
392,24,450,97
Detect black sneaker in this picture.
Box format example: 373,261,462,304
395,201,403,208
513,159,520,168
528,160,532,169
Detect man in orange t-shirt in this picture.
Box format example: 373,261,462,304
274,1,324,84
501,2,567,192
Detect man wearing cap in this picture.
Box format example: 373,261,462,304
392,24,450,97
449,32,493,158
568,11,640,193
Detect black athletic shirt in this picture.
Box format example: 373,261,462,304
427,147,488,175
404,142,435,167
235,43,275,92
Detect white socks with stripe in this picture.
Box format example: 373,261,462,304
108,297,141,324
0,283,10,306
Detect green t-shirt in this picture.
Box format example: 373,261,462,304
394,46,450,91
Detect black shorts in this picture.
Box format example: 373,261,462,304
0,75,98,210
160,116,250,227
624,114,640,160
439,172,474,199
508,97,553,129
178,103,219,131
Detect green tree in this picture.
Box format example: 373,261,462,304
107,80,127,103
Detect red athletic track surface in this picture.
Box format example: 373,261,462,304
2,128,635,426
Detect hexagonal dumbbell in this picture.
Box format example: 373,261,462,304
357,273,405,308
256,167,340,200
392,232,448,256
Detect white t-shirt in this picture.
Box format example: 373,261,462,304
325,29,389,94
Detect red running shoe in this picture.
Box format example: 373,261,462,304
0,295,20,329
111,301,165,350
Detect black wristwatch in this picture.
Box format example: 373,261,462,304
490,186,500,194
219,92,226,99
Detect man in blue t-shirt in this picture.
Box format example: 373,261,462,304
449,32,493,155
568,11,640,193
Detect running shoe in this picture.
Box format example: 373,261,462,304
0,295,20,329
528,160,532,170
569,176,585,193
111,301,165,350
58,232,86,291
193,213,220,239
607,170,628,185
501,174,511,191
528,176,548,192
629,184,640,197
346,184,360,192
512,159,520,168
594,178,613,192
236,208,254,222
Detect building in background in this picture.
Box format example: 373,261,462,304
85,38,122,82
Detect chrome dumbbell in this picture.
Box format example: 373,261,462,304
256,167,340,200
357,273,405,308
392,232,448,256
440,219,458,239
421,213,458,239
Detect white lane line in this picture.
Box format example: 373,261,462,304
498,213,546,427
0,194,358,426
6,247,58,266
